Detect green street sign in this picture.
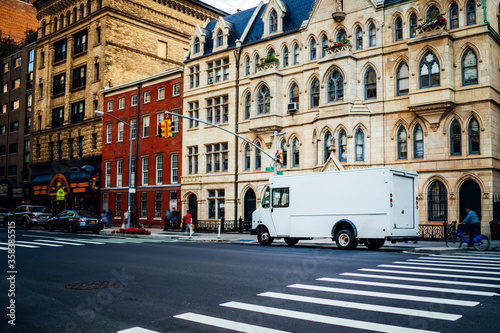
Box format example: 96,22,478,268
277,171,283,175
265,167,274,171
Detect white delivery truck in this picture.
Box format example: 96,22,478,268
251,167,419,250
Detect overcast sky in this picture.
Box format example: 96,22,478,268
203,0,263,14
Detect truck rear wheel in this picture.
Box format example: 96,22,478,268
284,237,299,246
365,239,385,250
258,228,274,246
335,229,357,250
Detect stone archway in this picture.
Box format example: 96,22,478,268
188,194,198,224
459,179,482,221
243,188,256,230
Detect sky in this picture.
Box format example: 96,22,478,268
203,0,263,14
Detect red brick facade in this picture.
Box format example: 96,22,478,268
100,68,183,227
0,0,37,43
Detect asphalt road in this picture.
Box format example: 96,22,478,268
1,228,499,333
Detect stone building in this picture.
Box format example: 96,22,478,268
30,0,225,213
182,0,500,236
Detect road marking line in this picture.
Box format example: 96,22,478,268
359,268,500,281
429,254,500,262
379,264,500,275
0,246,7,250
174,312,290,333
317,277,497,296
16,240,60,247
0,242,39,248
34,239,85,246
54,238,106,244
258,292,462,321
412,258,500,266
117,327,161,333
341,273,500,288
287,284,479,307
393,261,500,270
220,301,440,333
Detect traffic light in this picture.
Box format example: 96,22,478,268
158,121,167,138
276,149,282,165
165,119,174,138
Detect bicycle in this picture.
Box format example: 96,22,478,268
446,221,490,251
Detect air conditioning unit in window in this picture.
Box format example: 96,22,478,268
208,78,213,84
287,102,299,113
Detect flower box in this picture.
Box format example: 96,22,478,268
416,15,446,34
325,40,352,55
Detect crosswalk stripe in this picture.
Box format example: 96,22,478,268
359,268,500,281
117,327,161,333
220,301,440,333
16,240,60,247
287,284,479,306
0,242,39,249
34,239,85,246
341,272,500,288
258,292,462,321
54,238,106,244
174,312,291,333
317,277,498,296
393,261,500,270
411,258,500,266
379,264,500,275
429,254,500,262
0,246,7,250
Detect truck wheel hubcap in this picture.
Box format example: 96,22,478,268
339,234,350,246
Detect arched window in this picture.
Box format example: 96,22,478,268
244,143,250,170
397,126,407,160
355,128,364,161
244,93,251,119
428,181,448,221
321,35,328,57
355,27,363,50
244,56,250,76
280,139,288,167
292,138,300,167
449,3,459,29
87,0,91,15
336,29,347,42
267,48,275,57
269,9,278,33
368,23,376,47
414,124,424,158
254,54,259,74
59,15,64,29
396,62,409,96
293,43,299,65
338,130,347,162
324,131,332,163
450,119,461,156
193,37,200,54
73,8,77,23
80,4,84,19
258,85,270,114
283,46,289,67
419,52,440,88
462,49,478,86
53,18,58,32
66,11,70,26
365,67,377,100
409,14,417,38
327,70,344,102
255,142,262,170
426,6,440,20
216,30,223,47
468,117,480,154
41,21,46,37
310,78,320,108
310,38,317,60
466,0,476,25
395,17,403,41
289,83,299,104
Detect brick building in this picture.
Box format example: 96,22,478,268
0,42,36,209
0,0,38,43
30,0,225,214
182,0,500,236
101,67,183,227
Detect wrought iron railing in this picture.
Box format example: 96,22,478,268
418,221,455,240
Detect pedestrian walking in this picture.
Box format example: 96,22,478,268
184,210,193,235
123,210,129,228
462,207,481,247
106,208,112,228
171,209,178,229
164,208,171,231
101,210,108,228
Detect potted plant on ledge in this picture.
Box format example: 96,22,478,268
416,14,447,34
325,38,351,55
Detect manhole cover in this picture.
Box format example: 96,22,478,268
64,281,117,290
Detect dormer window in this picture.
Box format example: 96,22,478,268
270,9,278,33
216,30,223,47
194,37,200,54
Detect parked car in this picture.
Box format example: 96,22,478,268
0,208,9,225
48,210,103,234
4,205,52,229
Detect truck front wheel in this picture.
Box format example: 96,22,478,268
336,229,358,250
258,228,274,246
365,239,385,250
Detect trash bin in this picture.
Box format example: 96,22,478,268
490,221,500,240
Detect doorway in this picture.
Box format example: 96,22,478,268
459,179,482,221
243,188,256,230
188,194,198,224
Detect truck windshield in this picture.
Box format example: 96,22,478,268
262,187,270,208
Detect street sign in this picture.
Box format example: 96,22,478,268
265,167,274,171
277,171,283,175
129,188,136,193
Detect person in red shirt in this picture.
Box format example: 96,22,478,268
184,210,193,235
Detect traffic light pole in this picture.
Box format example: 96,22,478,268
163,111,281,170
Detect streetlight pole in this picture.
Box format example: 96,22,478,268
95,110,133,228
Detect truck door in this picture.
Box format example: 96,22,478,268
271,187,290,236
392,175,415,229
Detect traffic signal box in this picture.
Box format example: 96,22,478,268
158,119,174,138
276,149,282,165
158,121,167,138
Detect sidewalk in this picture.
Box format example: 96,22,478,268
101,226,500,252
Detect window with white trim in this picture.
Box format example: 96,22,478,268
106,123,112,143
158,87,165,100
156,155,163,184
171,154,178,183
105,161,111,187
116,160,123,187
142,116,150,137
142,157,148,185
117,122,124,142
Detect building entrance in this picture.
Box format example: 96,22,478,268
459,179,482,221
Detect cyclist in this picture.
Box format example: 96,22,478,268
462,207,481,247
